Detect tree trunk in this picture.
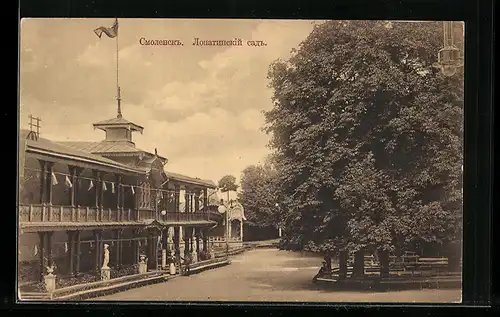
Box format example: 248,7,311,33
338,250,348,280
353,250,365,278
447,242,462,272
378,249,390,278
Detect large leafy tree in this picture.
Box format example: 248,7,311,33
238,158,279,227
264,21,463,258
218,175,238,202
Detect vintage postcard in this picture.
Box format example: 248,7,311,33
18,18,464,303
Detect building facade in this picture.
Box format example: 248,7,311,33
18,113,223,284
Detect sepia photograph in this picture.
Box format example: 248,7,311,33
18,18,464,303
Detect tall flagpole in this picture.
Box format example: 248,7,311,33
116,18,122,118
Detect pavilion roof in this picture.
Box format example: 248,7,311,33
93,116,144,132
165,171,217,189
20,130,145,174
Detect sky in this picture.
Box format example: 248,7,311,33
19,18,316,188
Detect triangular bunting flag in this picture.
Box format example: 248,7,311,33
33,245,38,256
88,180,94,191
51,172,58,185
131,186,135,195
65,175,73,188
64,242,68,253
102,182,108,191
111,182,115,194
138,240,141,247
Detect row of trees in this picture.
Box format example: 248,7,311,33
257,21,464,267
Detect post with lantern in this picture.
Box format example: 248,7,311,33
217,201,230,256
275,203,282,238
435,21,464,77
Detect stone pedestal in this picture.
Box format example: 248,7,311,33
138,254,148,274
101,267,110,281
44,273,56,293
138,262,147,274
161,249,167,269
169,262,176,275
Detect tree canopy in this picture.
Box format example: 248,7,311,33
218,175,238,193
264,21,463,255
238,158,280,227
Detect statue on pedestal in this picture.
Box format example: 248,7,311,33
102,244,110,269
44,265,56,293
101,244,111,281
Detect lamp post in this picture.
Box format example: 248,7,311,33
275,203,282,238
217,202,229,255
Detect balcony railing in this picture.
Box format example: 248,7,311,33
18,204,136,223
140,209,223,223
19,204,223,225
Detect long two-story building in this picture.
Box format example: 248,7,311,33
18,112,223,284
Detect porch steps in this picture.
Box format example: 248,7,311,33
60,273,171,300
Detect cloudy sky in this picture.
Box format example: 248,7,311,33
20,18,316,186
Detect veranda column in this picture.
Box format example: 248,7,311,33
46,163,54,206
203,188,208,211
147,232,155,271
93,230,100,273
184,189,190,214
38,232,46,282
114,229,121,268
38,160,46,204
73,168,82,207
99,173,105,222
69,166,77,207
133,229,140,264
184,227,190,257
93,171,100,216
67,231,74,276
174,226,180,263
116,175,122,216
74,230,81,276
46,163,54,222
202,229,208,252
46,231,54,268
191,227,197,262
194,189,200,213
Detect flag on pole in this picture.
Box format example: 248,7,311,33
65,175,73,188
111,182,115,194
88,180,94,191
51,172,58,185
94,19,118,39
33,245,38,256
103,182,108,191
131,186,135,195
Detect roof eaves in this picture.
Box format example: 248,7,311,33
26,144,144,174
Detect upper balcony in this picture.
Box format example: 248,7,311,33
18,204,223,233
